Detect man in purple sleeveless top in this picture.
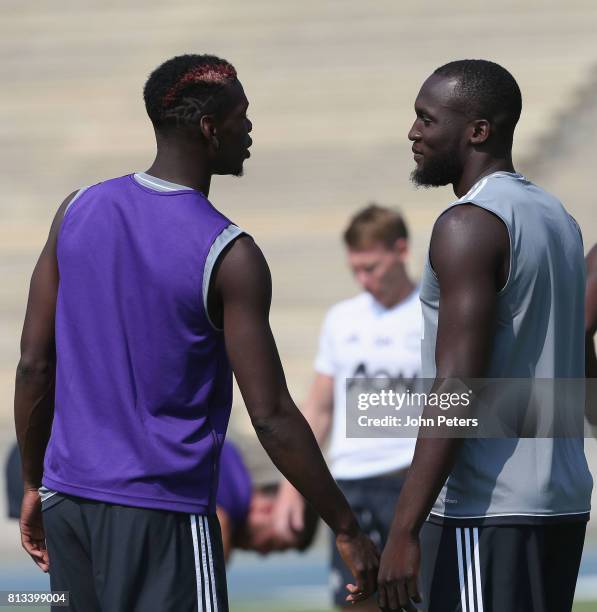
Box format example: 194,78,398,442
14,54,378,612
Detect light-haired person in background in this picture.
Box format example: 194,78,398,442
274,205,422,610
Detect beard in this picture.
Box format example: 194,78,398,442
230,151,249,177
410,150,462,187
213,159,244,177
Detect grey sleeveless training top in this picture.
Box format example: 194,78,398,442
420,171,592,525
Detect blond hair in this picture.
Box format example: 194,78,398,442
343,204,409,249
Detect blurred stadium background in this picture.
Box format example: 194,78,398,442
2,0,597,609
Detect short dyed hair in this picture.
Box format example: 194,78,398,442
143,54,238,130
434,59,522,135
343,204,409,250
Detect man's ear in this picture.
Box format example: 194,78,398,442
470,119,491,145
392,237,409,260
200,114,219,149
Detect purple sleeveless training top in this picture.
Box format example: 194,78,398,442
43,174,236,514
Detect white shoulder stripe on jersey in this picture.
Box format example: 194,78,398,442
203,224,245,330
453,171,521,206
190,515,204,612
133,172,194,192
458,177,489,204
64,186,91,216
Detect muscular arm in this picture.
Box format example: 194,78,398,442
301,373,334,445
213,236,377,599
15,192,75,490
14,191,76,571
391,205,505,534
273,373,334,536
216,507,233,562
215,236,357,534
377,205,507,610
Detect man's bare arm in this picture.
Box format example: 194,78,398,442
302,373,335,445
15,192,75,489
14,191,76,571
392,205,504,534
376,205,507,610
273,373,334,536
216,507,233,562
214,236,378,600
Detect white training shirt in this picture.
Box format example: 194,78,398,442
315,288,423,480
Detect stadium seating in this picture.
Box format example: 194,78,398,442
2,0,597,487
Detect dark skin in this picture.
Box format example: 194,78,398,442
585,245,597,423
367,73,511,611
214,235,378,599
14,191,76,572
15,77,378,601
146,79,253,193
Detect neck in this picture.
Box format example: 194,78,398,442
146,137,212,195
378,278,416,309
453,154,515,199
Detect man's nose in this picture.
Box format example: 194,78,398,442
408,121,420,142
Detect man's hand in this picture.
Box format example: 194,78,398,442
374,530,421,612
19,489,49,573
273,480,305,540
337,530,380,604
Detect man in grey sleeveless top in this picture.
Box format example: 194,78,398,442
373,61,592,612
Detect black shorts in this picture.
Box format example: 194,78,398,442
420,521,586,612
42,493,228,612
330,473,406,607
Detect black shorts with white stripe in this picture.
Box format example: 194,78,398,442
420,521,586,612
42,493,228,612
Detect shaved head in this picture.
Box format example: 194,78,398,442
434,59,522,140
